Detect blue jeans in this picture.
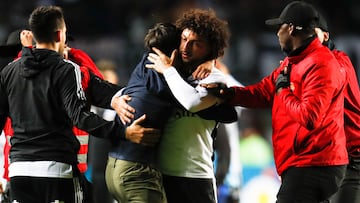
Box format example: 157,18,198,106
276,165,346,203
105,157,167,203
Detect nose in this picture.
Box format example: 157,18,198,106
181,40,191,51
182,41,189,50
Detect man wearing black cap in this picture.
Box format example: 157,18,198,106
315,13,360,203
201,1,348,202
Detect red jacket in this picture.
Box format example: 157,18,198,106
332,50,360,157
229,38,348,175
68,48,104,173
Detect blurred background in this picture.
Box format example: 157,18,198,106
1,0,359,85
1,0,359,202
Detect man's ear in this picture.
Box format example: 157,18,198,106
55,30,61,42
288,24,295,36
323,31,330,42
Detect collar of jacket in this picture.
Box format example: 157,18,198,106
287,36,322,64
288,35,316,57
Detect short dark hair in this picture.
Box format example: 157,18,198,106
29,6,65,43
175,9,230,60
144,23,180,57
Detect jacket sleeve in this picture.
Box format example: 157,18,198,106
86,72,123,109
196,103,238,123
229,69,278,108
0,76,8,131
68,48,123,108
162,67,225,112
277,60,345,130
58,62,125,140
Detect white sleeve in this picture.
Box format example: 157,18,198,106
225,74,244,87
163,67,225,112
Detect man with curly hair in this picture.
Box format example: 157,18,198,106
145,8,232,203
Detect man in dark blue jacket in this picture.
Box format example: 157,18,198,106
106,23,180,203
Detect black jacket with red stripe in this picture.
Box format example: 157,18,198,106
0,47,124,166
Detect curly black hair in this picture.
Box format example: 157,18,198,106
175,8,230,60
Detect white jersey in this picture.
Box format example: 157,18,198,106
157,67,226,178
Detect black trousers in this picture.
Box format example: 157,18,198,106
1,182,10,203
10,176,82,203
276,165,346,203
330,157,360,203
162,175,216,203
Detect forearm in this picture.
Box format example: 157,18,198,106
229,74,275,108
225,74,243,87
75,111,126,140
197,103,238,123
86,73,123,109
163,67,217,112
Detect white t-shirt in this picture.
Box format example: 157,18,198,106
157,67,227,178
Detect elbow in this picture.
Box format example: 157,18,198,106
306,119,322,130
305,121,315,130
304,111,320,130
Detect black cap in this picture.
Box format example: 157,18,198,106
318,13,329,32
0,29,23,57
265,1,319,30
5,29,22,46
